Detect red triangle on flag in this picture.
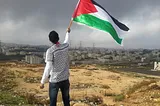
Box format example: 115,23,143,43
73,0,98,18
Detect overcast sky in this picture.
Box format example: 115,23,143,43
0,0,160,49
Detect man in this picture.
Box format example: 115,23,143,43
40,28,71,106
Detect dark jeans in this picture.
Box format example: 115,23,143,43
49,79,70,106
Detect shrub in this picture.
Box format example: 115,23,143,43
84,95,103,105
127,80,156,95
101,85,110,89
24,76,41,83
82,71,92,76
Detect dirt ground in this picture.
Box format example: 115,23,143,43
0,62,160,106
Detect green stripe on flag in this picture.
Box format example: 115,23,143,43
73,14,122,44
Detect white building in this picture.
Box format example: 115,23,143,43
153,62,160,71
25,55,43,64
20,51,27,55
5,52,18,55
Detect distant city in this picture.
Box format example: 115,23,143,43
0,41,160,71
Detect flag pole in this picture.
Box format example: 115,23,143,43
68,19,73,29
68,0,79,29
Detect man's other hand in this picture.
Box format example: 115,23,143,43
40,84,44,89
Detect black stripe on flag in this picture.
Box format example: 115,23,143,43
91,0,129,31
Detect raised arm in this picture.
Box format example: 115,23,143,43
63,28,71,44
63,32,69,44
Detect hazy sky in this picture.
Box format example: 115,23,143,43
0,0,160,49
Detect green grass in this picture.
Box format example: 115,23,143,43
0,91,27,105
114,94,125,102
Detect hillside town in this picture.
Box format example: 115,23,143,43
0,41,160,71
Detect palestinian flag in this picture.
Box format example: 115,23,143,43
72,0,129,45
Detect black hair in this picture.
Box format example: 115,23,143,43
49,30,59,44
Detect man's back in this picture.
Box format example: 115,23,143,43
47,43,69,82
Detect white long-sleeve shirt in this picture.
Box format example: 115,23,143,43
41,32,70,84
